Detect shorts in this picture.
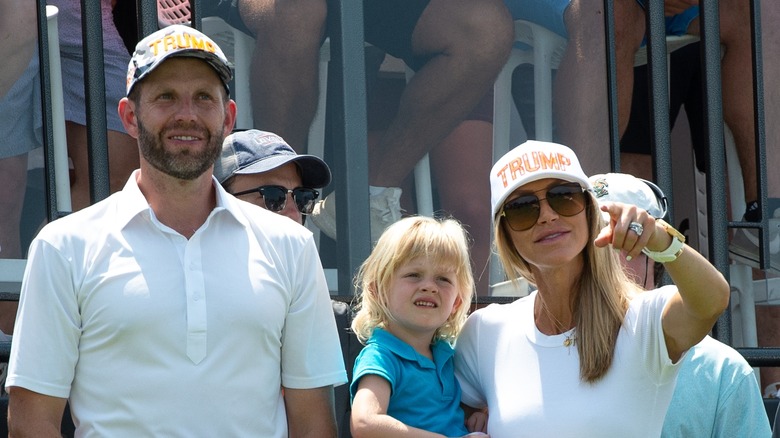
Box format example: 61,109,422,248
0,52,43,159
200,0,254,36
620,42,707,172
634,2,699,36
55,0,130,133
505,1,699,39
363,0,431,71
504,0,570,38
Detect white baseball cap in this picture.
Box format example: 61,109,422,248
589,173,668,219
490,140,591,218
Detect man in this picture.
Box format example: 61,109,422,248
214,129,331,226
590,172,771,437
6,25,346,437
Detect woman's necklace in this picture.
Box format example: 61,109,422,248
537,293,576,347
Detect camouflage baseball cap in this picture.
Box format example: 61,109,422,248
126,24,232,95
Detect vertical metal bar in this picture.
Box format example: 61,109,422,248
603,0,621,172
749,0,769,269
37,0,58,222
191,0,201,30
136,0,158,39
645,0,673,214
327,0,371,295
81,0,110,203
698,0,732,344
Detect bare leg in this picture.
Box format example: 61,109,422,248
0,154,27,335
760,0,780,201
555,0,645,175
239,0,327,152
67,123,139,210
687,0,780,203
620,152,653,181
369,0,513,187
0,154,27,260
0,0,36,99
756,305,780,392
432,120,494,296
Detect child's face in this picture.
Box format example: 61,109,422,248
384,256,462,345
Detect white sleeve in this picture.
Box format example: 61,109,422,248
7,237,81,397
454,310,488,409
280,237,347,389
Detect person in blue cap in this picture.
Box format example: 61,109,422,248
215,129,331,226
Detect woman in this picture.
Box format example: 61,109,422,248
454,140,729,437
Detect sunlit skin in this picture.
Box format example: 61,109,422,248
620,250,655,290
120,58,234,183
117,57,236,238
384,256,463,358
227,162,305,224
504,178,590,276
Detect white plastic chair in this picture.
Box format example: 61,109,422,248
47,5,71,214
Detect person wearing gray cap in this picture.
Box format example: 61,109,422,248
590,172,770,437
215,129,331,226
6,25,346,437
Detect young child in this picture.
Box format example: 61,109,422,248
349,216,487,437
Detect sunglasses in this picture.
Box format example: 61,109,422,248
500,182,588,231
232,185,320,215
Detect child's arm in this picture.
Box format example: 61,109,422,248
464,407,488,434
351,374,452,438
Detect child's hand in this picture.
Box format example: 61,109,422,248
465,409,488,433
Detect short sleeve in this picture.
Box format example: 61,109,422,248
454,311,487,409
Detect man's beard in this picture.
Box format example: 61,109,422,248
138,119,224,181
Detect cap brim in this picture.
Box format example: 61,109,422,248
235,154,332,189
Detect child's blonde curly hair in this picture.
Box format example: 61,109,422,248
351,216,475,345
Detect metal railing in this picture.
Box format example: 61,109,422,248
14,0,780,371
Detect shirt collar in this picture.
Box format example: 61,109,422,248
368,328,454,369
114,170,251,231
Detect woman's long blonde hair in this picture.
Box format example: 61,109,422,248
351,216,475,345
494,191,640,383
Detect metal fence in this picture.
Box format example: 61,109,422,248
17,0,780,371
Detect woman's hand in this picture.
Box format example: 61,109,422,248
593,202,671,261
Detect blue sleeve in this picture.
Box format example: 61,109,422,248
711,372,772,437
349,343,399,403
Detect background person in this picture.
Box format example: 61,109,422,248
214,129,331,225
6,25,346,437
189,0,514,241
455,140,730,436
49,0,140,211
590,172,771,437
0,0,41,336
